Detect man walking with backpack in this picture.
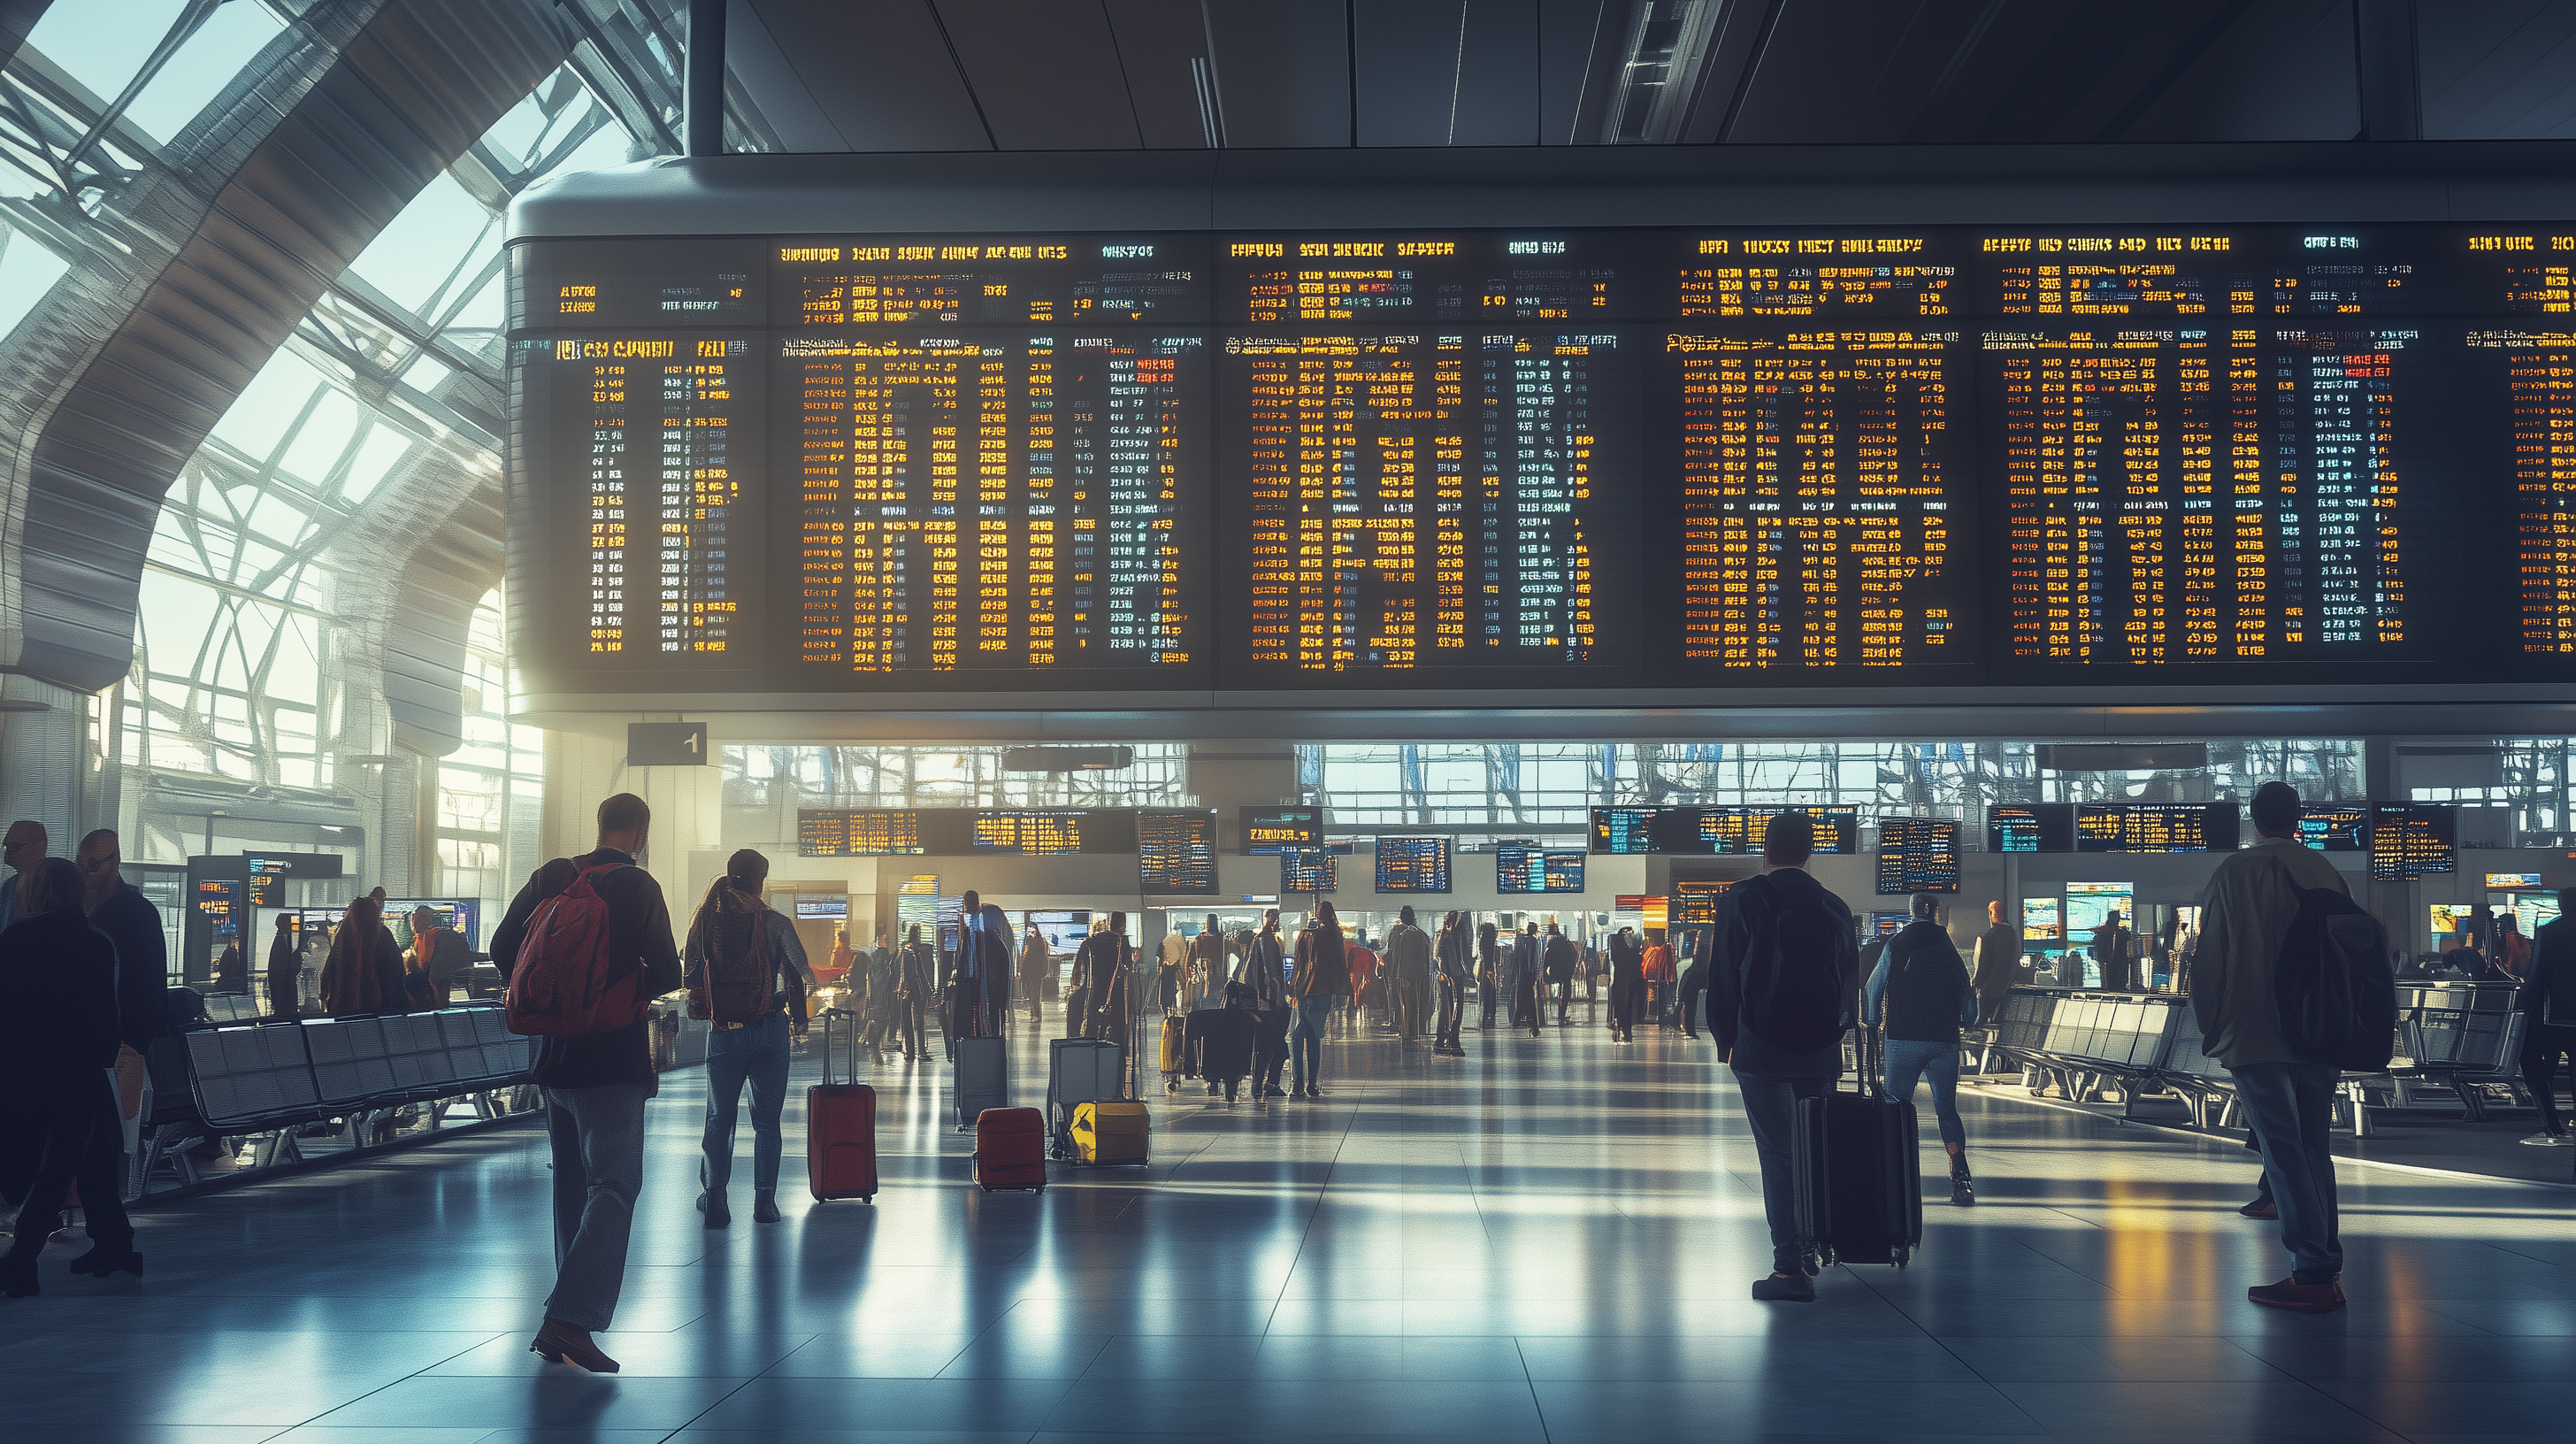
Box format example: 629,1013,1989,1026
492,793,683,1372
685,849,811,1227
1709,812,1859,1302
2193,780,2375,1314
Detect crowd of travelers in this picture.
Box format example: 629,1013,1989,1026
1,778,2516,1360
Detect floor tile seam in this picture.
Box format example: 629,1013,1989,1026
1509,1336,1552,1444
1263,1079,1367,1340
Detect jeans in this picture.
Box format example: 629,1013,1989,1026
1292,995,1336,1087
703,1010,791,1195
543,1083,648,1332
1883,1036,1965,1150
897,994,927,1057
1732,1068,1829,1272
2227,1061,2344,1282
4,1071,133,1263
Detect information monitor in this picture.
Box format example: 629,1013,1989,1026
1372,836,1453,894
1496,845,1586,894
1137,810,1218,895
2074,802,2241,853
1242,806,1321,855
2370,803,2457,879
798,809,926,856
1280,849,1337,895
1988,803,2077,853
1670,879,1732,926
2298,806,2372,851
1875,818,1962,894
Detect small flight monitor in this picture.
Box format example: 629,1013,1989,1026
2075,803,2241,853
1987,803,2076,853
1875,818,1962,895
1591,808,1664,855
1670,879,1732,926
1496,846,1586,894
1372,836,1453,894
798,809,926,856
1280,849,1337,894
2371,803,2457,880
1243,806,1321,855
2298,807,2372,851
1138,810,1218,895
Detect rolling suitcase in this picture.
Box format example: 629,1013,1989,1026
1047,1037,1125,1159
953,1033,1008,1131
807,1009,878,1202
1070,1099,1149,1165
1159,1015,1186,1092
1792,1028,1921,1267
972,1105,1046,1192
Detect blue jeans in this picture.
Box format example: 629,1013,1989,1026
703,1010,791,1194
2228,1061,2343,1282
1883,1037,1965,1150
1292,995,1337,1087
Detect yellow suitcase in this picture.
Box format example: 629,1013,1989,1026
1070,1099,1149,1165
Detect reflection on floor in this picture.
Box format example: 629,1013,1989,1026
4,1003,2569,1444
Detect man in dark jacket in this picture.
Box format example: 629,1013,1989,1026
2518,888,2576,1146
1238,911,1291,1097
489,793,682,1374
1,857,136,1291
2091,911,2136,991
1866,893,1979,1203
1708,813,1858,1303
1384,906,1433,1045
1433,911,1472,1056
76,831,166,1056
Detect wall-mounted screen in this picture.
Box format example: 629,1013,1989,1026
2371,803,2457,880
1989,802,2076,853
1588,804,1859,855
1669,879,1731,924
510,221,2576,701
2298,807,2371,852
798,809,926,856
792,893,849,921
2074,802,2240,853
1280,849,1337,894
1138,810,1218,895
1497,846,1587,894
1372,835,1453,893
1875,818,1961,895
386,899,482,952
1242,806,1321,855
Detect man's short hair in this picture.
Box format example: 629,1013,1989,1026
2250,780,2301,835
1912,892,1940,918
1763,811,1815,866
78,828,118,854
597,792,650,836
961,889,979,910
1399,905,1415,926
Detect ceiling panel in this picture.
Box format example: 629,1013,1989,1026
745,0,993,151
1103,0,1218,150
1453,0,1544,145
2421,0,2576,140
1205,0,1352,148
935,0,1144,150
2112,0,2357,142
1539,0,1620,143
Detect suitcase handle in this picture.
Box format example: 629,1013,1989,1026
1843,1024,1889,1102
819,1006,852,1087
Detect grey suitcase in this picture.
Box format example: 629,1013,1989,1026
953,1033,1009,1131
1046,1037,1125,1158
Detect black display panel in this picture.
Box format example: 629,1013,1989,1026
1589,804,1856,855
2074,802,2241,853
1988,803,2076,853
505,224,2576,699
1496,846,1586,894
970,809,1138,855
1373,836,1453,893
1671,879,1731,925
776,235,1207,326
2298,806,2372,851
1875,818,1961,895
782,331,1207,685
798,809,929,856
1280,849,1337,894
1137,810,1217,895
1220,329,1638,682
1242,806,1321,855
2370,803,2456,879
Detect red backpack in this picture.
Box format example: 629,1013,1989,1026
505,862,652,1038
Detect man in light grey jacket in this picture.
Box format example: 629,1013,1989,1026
2192,780,2355,1314
1384,906,1433,1045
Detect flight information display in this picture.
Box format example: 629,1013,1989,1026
1137,810,1217,895
1588,805,1857,854
506,223,2576,697
1988,803,2076,853
1242,806,1321,855
1280,849,1337,894
2299,806,2372,851
797,809,925,856
1496,846,1586,894
2074,802,2241,853
1670,879,1732,925
1372,836,1453,893
1875,818,1961,895
2370,803,2457,880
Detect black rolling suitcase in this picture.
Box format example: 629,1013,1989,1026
1793,1028,1924,1267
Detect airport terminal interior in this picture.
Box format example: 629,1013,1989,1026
1,2,2573,1441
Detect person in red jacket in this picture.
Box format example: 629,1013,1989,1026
1642,934,1676,1028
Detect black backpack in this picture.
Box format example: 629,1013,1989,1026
1737,875,1848,1051
2273,886,2396,1071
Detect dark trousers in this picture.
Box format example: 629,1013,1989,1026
1253,1010,1289,1093
2228,1061,2344,1282
1064,986,1091,1041
2522,1022,2575,1133
1395,977,1430,1041
1514,975,1544,1033
4,1072,134,1262
1478,980,1498,1027
1608,977,1641,1035
1436,977,1463,1048
1732,1068,1829,1273
896,995,927,1058
1680,983,1708,1035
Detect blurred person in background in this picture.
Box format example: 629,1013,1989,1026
1,858,138,1294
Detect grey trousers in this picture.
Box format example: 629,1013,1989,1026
544,1083,648,1332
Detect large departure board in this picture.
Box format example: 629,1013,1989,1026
1372,836,1453,893
1874,818,1960,895
1497,846,1586,894
1138,810,1217,895
1280,849,1337,894
509,222,2576,698
2074,802,2241,853
797,809,925,857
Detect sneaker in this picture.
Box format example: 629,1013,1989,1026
1751,1271,1816,1302
2247,1276,2346,1313
2238,1199,2278,1219
2518,1131,2571,1147
1950,1173,1975,1206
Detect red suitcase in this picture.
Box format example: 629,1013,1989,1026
972,1106,1047,1193
808,1009,878,1202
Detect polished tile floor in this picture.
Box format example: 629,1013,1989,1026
4,1002,2569,1444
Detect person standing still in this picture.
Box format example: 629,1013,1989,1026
1510,923,1544,1037
1289,904,1350,1097
490,793,684,1371
863,932,900,1059
0,819,44,934
1385,905,1432,1045
2192,780,2365,1314
1710,813,1859,1302
2091,910,2135,991
685,849,811,1227
1188,915,1227,1010
410,906,472,1005
896,924,935,1062
0,859,140,1294
1020,922,1052,1024
1867,892,1980,1203
1433,910,1470,1055
1238,911,1291,1098
1971,901,2020,1031
2516,888,2576,1146
264,913,300,1017
1606,926,1644,1041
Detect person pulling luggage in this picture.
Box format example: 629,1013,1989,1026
1238,912,1291,1098
1863,891,1978,1204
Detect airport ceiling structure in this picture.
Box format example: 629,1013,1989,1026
3,0,2576,865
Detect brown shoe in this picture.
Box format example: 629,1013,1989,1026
2247,1277,2345,1313
531,1318,622,1371
2238,1199,2278,1220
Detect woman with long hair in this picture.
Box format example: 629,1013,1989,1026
318,895,406,1013
684,849,810,1226
1287,900,1349,1098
